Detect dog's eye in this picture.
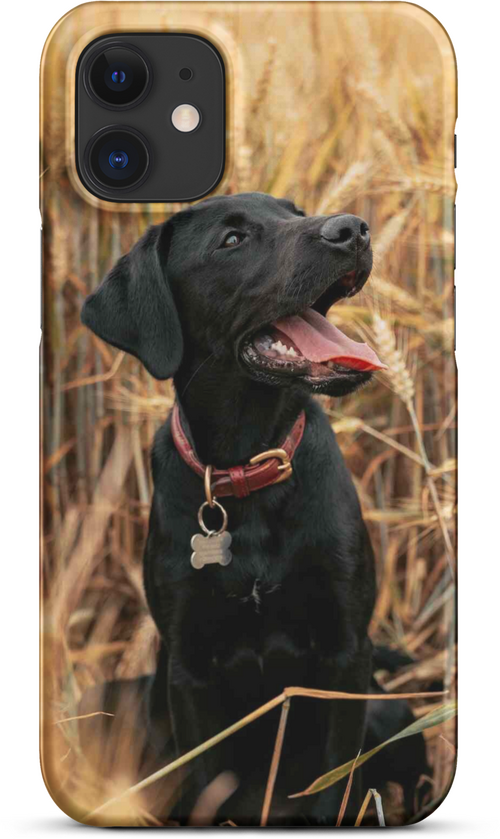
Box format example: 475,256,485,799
221,232,244,248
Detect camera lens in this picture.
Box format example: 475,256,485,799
108,150,129,169
111,70,126,84
84,43,152,109
84,127,150,191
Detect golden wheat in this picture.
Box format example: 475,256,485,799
371,313,415,405
355,81,413,146
373,200,417,263
317,160,374,215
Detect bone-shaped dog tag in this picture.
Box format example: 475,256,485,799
190,498,233,570
191,531,232,569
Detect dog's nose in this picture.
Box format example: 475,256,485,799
320,214,370,252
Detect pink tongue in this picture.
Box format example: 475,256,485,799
273,308,387,372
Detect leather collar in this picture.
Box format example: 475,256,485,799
171,403,306,499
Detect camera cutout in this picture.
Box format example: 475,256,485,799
76,34,225,202
83,42,152,110
83,126,151,191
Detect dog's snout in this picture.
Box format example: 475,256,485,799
320,214,370,252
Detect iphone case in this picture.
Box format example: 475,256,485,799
41,2,457,827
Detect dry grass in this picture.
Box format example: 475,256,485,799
41,2,457,827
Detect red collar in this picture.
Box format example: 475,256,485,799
171,404,306,499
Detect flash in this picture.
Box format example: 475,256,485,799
171,104,201,133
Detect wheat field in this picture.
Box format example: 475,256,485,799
41,2,457,825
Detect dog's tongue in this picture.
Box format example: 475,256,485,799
273,308,386,371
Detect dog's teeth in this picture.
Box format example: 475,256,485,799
266,339,300,358
270,340,287,356
327,360,335,369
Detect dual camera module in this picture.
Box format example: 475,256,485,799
77,35,225,202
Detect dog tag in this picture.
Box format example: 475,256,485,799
191,530,232,569
191,499,233,569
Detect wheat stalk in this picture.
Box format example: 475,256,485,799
356,82,411,146
355,81,413,146
372,176,455,197
236,145,253,193
372,129,404,171
370,275,421,312
371,314,455,579
250,37,277,118
345,12,381,83
317,160,374,215
372,314,415,405
374,199,416,263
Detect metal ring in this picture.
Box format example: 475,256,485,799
204,465,214,507
198,500,228,536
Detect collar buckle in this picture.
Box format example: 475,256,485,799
249,448,293,484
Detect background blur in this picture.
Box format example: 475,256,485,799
41,1,457,825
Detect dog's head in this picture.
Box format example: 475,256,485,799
82,192,384,397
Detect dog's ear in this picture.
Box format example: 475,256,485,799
81,222,183,380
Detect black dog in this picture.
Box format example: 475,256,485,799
82,192,386,825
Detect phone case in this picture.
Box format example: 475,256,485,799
41,2,457,827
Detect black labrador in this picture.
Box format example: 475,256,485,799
82,192,386,825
